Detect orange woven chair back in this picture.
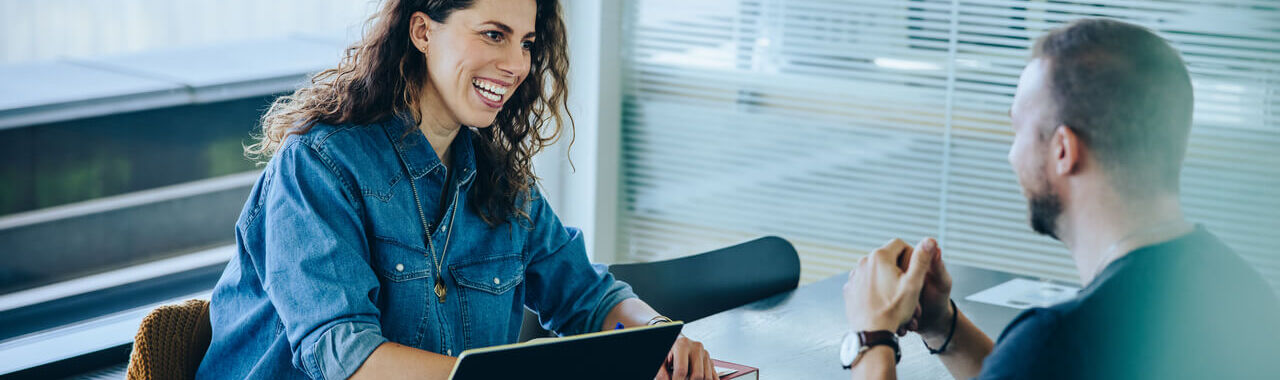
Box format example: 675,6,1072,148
126,299,212,380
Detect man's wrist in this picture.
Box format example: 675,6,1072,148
920,303,956,342
854,310,902,332
842,330,901,369
854,344,896,368
920,299,959,355
864,344,895,358
854,320,897,333
921,330,950,349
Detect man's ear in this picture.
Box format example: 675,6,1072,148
1051,125,1083,176
409,11,431,53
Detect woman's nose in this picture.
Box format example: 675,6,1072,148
495,44,531,78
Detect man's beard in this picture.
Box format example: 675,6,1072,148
1026,177,1063,241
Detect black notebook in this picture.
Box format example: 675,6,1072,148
448,322,683,380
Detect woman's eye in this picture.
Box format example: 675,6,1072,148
521,41,534,51
483,31,503,41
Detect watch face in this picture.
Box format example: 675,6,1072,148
839,331,858,366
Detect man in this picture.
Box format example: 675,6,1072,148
841,18,1280,379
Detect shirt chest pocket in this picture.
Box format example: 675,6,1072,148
370,237,433,347
450,253,525,348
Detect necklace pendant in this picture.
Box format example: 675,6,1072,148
434,278,447,303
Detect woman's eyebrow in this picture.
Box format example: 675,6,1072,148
482,21,535,39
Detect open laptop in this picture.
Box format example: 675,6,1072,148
448,322,683,380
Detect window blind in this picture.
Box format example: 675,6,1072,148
617,0,1280,288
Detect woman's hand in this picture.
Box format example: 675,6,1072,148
601,299,718,379
843,238,934,333
656,334,719,380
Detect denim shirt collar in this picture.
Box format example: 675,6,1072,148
382,115,478,186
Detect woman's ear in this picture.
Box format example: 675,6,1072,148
409,11,431,53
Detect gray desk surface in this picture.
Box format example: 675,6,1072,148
684,264,1037,379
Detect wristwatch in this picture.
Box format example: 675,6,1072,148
840,330,901,369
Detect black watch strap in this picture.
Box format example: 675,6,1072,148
858,330,901,364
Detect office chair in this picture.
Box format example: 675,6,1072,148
519,236,801,341
126,299,211,380
609,236,801,322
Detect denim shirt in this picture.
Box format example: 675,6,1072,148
197,117,636,380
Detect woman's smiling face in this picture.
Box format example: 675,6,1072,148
416,0,536,128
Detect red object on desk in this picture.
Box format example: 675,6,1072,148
712,359,759,380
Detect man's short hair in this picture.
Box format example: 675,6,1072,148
1032,18,1194,194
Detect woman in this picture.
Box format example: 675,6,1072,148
196,1,716,379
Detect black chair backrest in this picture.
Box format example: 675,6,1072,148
517,236,801,341
608,236,801,323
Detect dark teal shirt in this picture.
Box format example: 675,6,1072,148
977,227,1280,379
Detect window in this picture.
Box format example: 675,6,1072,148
616,0,1280,288
0,0,369,342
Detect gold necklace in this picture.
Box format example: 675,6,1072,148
408,172,459,303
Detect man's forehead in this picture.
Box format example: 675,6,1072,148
1013,59,1051,113
1016,59,1048,94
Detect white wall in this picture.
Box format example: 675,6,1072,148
534,0,624,263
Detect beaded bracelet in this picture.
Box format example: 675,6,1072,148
922,299,958,355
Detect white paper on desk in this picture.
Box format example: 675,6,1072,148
965,278,1079,309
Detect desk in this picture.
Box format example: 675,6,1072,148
684,264,1040,379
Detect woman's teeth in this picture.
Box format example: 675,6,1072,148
472,79,506,102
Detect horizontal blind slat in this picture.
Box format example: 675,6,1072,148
619,0,1280,291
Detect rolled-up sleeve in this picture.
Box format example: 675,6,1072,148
261,141,388,380
521,188,637,336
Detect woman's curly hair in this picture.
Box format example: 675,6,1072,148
245,0,569,226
